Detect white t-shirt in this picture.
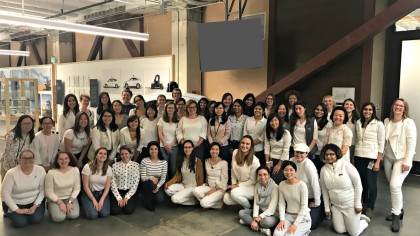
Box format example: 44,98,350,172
82,164,113,191
60,129,89,154
157,117,177,147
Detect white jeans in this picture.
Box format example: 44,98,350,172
384,144,410,215
193,186,224,209
330,205,368,236
223,186,254,209
165,183,196,205
273,213,311,236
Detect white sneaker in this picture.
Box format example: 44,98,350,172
361,214,371,223
239,219,245,225
260,228,271,236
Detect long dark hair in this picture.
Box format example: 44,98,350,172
289,101,309,131
96,109,118,132
176,140,196,173
198,97,209,117
145,102,158,119
147,141,164,160
313,103,329,130
360,102,378,127
111,100,123,115
63,94,79,118
72,112,91,138
221,92,234,116
126,115,141,148
266,113,285,141
343,98,360,124
275,102,289,123
11,115,35,143
209,102,228,126
97,92,111,116
243,93,255,116
162,101,179,123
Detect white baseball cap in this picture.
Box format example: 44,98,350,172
294,143,310,153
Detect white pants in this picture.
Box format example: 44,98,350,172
384,145,410,215
273,213,311,236
165,183,196,205
193,186,224,209
223,186,254,209
330,205,368,236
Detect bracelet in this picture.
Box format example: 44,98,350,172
266,161,270,164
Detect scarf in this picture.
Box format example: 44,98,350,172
257,178,276,207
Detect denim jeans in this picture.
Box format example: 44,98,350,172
2,200,45,228
160,145,178,180
81,190,110,219
354,156,378,209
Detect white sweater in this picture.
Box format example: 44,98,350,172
231,149,260,187
45,167,81,202
243,116,267,152
384,118,417,166
320,158,362,212
278,181,310,225
264,130,291,160
34,131,61,168
176,116,208,145
290,157,321,206
253,184,279,219
88,127,120,160
354,119,385,159
1,165,46,211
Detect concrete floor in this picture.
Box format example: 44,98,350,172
0,170,419,236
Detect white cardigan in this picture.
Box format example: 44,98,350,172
354,119,385,159
384,118,417,166
88,127,120,160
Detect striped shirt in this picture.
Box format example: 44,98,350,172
140,158,168,188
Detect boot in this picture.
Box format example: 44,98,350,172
386,209,404,221
391,214,400,232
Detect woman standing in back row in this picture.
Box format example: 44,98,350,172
383,98,416,232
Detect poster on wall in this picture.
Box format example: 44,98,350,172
144,68,170,93
101,69,121,90
39,92,53,117
121,70,144,94
30,68,51,91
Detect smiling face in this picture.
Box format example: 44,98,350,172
120,149,131,163
254,105,263,118
283,164,297,180
41,117,53,134
79,114,89,128
157,96,166,107
149,144,159,159
20,117,33,134
314,105,324,119
363,104,373,120
199,100,207,110
294,105,306,118
266,95,274,106
344,100,355,114
269,116,280,129
392,99,405,117
147,107,156,119
210,145,220,158
288,95,297,106
19,151,35,169
233,102,243,115
294,151,307,163
113,102,122,114
176,101,185,112
277,104,287,118
122,92,132,104
100,94,109,106
208,103,215,114
240,137,252,155
323,97,333,110
166,104,175,116
67,96,77,109
245,97,254,107
57,153,70,169
214,104,224,117
257,168,270,186
102,111,113,126
80,96,90,108
134,97,145,108
183,142,194,157
96,148,108,163
324,149,337,164
222,95,233,108
128,118,138,129
333,109,345,126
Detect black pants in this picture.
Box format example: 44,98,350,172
354,156,378,209
110,189,137,215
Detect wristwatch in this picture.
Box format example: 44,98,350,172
68,200,73,204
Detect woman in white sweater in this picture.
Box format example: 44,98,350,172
224,135,260,209
243,102,267,166
239,165,278,236
57,94,79,140
34,116,60,171
45,151,81,222
193,142,228,209
354,102,385,218
264,113,291,184
290,143,323,230
324,106,353,162
383,98,417,232
1,150,46,228
139,103,159,161
319,144,370,236
119,115,142,162
273,160,311,236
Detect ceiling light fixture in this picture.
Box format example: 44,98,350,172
0,12,149,41
0,49,30,56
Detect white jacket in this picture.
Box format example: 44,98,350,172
384,118,417,166
354,119,385,159
88,127,120,160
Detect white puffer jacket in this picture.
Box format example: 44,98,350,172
354,119,385,159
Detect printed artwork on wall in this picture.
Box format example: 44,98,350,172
30,68,51,91
101,69,121,90
144,68,170,93
39,92,53,117
121,70,143,91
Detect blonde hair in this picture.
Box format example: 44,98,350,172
322,95,336,109
390,98,409,120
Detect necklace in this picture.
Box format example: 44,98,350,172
210,157,219,169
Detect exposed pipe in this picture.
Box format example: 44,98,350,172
48,0,115,19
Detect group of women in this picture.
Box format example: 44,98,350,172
0,88,416,236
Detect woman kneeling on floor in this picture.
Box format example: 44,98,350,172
239,165,279,236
